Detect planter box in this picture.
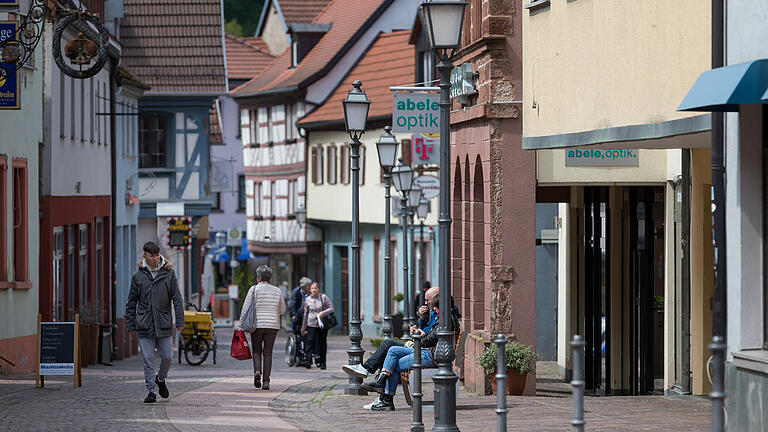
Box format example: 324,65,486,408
491,369,528,395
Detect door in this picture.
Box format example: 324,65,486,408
535,203,559,361
584,187,610,395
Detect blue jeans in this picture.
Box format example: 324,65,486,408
381,346,435,395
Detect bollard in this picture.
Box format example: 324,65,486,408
709,336,726,432
410,332,424,432
571,335,586,432
493,334,508,432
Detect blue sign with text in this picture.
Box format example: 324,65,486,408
0,21,19,110
0,0,19,6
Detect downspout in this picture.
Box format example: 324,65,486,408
109,56,118,358
681,149,691,394
709,0,727,430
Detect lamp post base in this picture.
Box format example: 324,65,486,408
432,366,459,432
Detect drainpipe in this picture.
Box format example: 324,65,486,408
681,149,691,395
709,0,727,430
109,56,118,359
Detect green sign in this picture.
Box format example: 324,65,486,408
392,92,440,133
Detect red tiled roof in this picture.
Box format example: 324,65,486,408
299,30,414,126
208,102,223,145
225,34,275,80
231,0,390,98
120,0,227,94
279,0,332,24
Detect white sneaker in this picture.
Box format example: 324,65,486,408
342,363,369,378
363,396,380,410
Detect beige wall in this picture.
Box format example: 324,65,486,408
523,0,711,138
306,129,439,226
261,2,289,56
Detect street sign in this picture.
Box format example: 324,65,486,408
412,133,440,166
0,21,20,110
227,228,240,247
167,217,191,249
392,92,440,134
414,175,439,199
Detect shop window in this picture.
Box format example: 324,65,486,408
79,224,89,309
139,114,169,168
95,219,105,323
12,159,27,282
53,227,65,321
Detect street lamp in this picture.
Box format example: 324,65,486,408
342,80,371,395
376,126,400,339
392,159,415,337
420,1,467,430
407,183,423,330
295,206,307,228
416,196,430,307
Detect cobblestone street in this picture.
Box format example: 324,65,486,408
0,329,711,431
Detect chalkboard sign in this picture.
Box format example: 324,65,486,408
39,322,75,375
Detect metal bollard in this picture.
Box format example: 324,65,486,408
493,334,508,432
571,335,586,432
410,332,424,432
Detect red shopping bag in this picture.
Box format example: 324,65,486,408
230,330,252,360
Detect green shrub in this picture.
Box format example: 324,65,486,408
477,341,537,376
235,264,255,301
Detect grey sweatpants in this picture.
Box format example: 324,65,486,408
139,336,173,392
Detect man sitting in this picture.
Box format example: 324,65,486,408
360,296,460,411
342,287,439,379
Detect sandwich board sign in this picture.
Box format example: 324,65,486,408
36,314,82,388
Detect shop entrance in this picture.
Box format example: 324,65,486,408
580,186,665,395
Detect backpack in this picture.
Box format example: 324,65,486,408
239,285,258,332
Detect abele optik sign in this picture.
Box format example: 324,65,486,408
392,92,440,134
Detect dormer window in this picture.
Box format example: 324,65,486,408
288,23,331,66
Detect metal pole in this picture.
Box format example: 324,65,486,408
419,221,426,306
432,50,458,432
681,148,691,394
571,335,586,432
710,0,726,430
401,195,411,339
383,171,394,339
408,210,417,328
411,332,425,432
346,138,365,395
494,334,508,432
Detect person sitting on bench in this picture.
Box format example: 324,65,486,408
360,297,460,411
342,286,440,379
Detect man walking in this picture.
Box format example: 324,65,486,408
290,277,312,334
125,241,185,404
240,265,286,390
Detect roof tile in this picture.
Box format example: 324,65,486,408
225,34,275,80
299,30,414,125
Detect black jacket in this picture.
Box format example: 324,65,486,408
421,310,460,349
125,257,185,338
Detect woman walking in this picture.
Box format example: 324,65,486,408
301,283,334,370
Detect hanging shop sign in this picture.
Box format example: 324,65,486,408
0,21,20,109
167,217,192,249
450,63,477,104
565,148,639,167
392,92,440,134
411,133,440,166
52,12,108,79
414,175,440,199
0,0,19,7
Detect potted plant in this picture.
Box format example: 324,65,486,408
477,341,537,395
391,293,404,338
78,303,104,366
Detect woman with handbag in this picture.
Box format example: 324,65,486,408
301,283,334,370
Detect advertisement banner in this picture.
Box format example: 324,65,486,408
392,92,440,134
412,133,439,166
0,21,20,110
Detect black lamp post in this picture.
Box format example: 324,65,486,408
342,80,371,395
416,196,430,307
392,160,415,336
407,183,423,328
420,1,467,430
376,126,400,338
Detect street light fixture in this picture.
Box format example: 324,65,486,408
392,159,414,337
376,126,400,339
295,206,307,228
392,159,415,193
342,80,370,395
421,1,468,430
408,183,423,209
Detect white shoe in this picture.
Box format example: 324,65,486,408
363,396,380,410
342,363,369,378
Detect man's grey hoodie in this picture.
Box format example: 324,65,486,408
125,256,185,338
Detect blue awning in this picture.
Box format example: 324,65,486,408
678,59,768,112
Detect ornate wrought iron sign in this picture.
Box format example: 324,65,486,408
0,0,46,109
53,11,108,79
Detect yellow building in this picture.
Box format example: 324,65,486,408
523,0,713,395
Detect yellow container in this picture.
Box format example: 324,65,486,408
182,311,213,338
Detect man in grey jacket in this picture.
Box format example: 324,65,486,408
125,241,185,404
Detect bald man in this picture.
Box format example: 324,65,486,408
342,287,440,379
